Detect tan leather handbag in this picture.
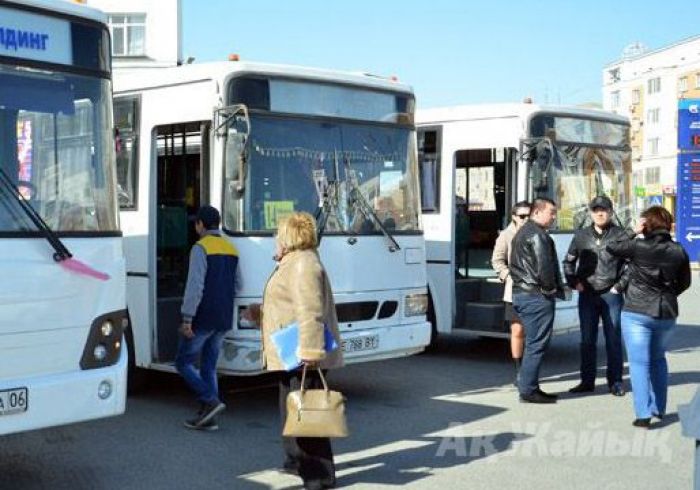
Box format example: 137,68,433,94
283,366,348,438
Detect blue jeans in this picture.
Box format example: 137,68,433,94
621,311,675,419
578,291,623,387
175,329,226,405
513,292,555,396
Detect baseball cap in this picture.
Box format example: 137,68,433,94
589,196,613,211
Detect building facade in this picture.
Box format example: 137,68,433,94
602,35,700,216
83,0,182,71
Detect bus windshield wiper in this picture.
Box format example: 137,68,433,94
0,166,109,280
342,154,400,253
0,166,72,260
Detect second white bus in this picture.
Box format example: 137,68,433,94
113,60,431,377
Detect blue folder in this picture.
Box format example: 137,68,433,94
270,323,339,371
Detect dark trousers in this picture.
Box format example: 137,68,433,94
513,292,555,396
578,291,624,387
279,370,336,487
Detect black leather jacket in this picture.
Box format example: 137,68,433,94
562,224,630,294
607,229,691,319
510,220,565,298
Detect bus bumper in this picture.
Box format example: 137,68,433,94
342,321,432,365
0,343,127,436
220,320,432,374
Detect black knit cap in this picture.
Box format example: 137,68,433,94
196,205,220,230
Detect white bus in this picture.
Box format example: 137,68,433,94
417,103,632,340
113,61,431,377
0,0,127,435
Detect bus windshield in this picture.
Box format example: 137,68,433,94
0,64,117,233
529,114,633,231
223,78,420,233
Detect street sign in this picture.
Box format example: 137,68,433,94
677,153,700,260
679,99,700,151
648,195,663,206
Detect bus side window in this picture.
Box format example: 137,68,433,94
114,96,140,210
418,128,441,213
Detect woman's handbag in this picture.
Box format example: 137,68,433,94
283,365,348,438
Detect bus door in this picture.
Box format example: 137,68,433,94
154,122,211,362
452,147,515,333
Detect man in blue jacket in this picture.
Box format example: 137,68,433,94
176,205,238,430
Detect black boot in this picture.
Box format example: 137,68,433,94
513,358,522,387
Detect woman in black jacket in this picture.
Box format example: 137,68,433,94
607,206,691,428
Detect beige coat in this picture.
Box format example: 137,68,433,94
261,249,344,372
491,222,518,303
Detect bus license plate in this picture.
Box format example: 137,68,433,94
0,387,28,416
342,335,379,353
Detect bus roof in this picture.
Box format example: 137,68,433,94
416,103,629,126
113,60,414,96
4,0,108,24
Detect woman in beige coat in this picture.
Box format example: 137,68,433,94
491,201,530,385
246,212,342,490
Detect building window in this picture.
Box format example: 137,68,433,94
109,14,146,57
610,91,620,109
632,89,640,104
645,166,660,185
679,76,688,92
647,138,660,156
646,108,660,125
608,68,621,83
647,77,661,94
633,170,643,188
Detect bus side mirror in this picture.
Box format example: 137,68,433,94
215,105,250,198
224,131,247,198
531,140,553,192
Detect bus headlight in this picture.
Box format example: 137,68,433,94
405,293,428,317
93,344,108,361
80,311,127,370
101,321,114,337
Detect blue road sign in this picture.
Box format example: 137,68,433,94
677,153,700,260
648,195,663,206
678,99,700,151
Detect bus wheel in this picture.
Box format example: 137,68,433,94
124,317,148,394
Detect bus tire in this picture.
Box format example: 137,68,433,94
425,292,439,351
124,317,148,394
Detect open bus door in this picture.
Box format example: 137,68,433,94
152,122,212,362
451,147,517,336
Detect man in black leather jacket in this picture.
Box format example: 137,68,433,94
511,198,565,404
563,196,628,397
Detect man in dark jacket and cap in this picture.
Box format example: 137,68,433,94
563,196,629,396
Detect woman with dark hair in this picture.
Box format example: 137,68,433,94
492,200,531,384
607,206,691,428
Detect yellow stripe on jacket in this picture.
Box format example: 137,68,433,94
197,234,239,257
